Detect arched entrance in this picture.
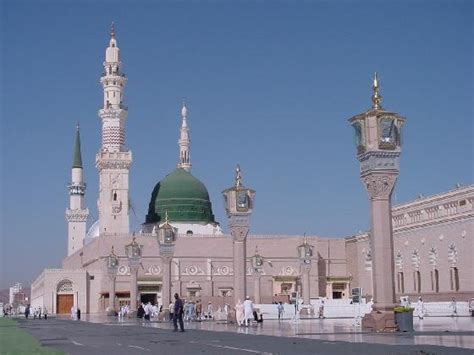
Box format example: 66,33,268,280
56,280,74,314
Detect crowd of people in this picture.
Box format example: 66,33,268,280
24,305,48,319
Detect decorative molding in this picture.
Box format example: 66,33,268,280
411,249,421,270
448,242,458,267
213,265,233,276
144,265,162,276
117,265,130,275
182,265,205,276
65,208,89,222
278,265,298,276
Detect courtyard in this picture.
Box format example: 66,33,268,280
11,315,474,354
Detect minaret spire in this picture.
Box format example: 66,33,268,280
371,72,382,110
96,24,132,236
66,125,89,256
72,123,83,169
177,100,191,171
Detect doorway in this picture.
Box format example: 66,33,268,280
140,293,157,305
57,294,73,314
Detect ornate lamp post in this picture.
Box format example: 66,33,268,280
125,237,142,314
155,211,177,313
349,73,405,331
251,246,264,304
106,246,119,315
222,165,256,304
297,236,313,313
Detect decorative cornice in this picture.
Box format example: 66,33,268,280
65,208,89,222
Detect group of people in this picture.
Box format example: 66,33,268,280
137,302,161,320
235,296,261,326
24,305,47,319
70,306,81,320
402,296,459,319
169,299,217,322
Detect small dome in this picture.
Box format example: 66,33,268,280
145,168,216,224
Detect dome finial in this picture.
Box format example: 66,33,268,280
235,164,243,188
371,72,382,109
165,210,169,224
303,232,308,245
110,245,116,256
110,22,116,38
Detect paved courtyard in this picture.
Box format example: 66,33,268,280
17,315,474,354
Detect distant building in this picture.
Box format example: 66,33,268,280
30,27,473,314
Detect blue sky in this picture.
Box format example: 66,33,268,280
1,0,472,289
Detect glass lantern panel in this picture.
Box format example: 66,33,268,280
379,117,397,146
236,191,248,211
164,229,173,243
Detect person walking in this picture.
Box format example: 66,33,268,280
318,300,325,319
169,301,174,322
196,300,202,320
416,297,424,320
207,301,214,320
43,307,48,320
243,296,254,327
24,306,30,319
235,300,244,326
173,293,185,332
451,298,458,317
277,301,284,320
76,308,81,320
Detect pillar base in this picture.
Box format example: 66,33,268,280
362,310,397,332
106,307,117,316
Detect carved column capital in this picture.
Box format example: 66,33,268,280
362,173,397,200
300,263,312,274
230,226,249,242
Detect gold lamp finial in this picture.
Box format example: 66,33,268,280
235,164,242,188
371,72,382,110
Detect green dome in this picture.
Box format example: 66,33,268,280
145,168,216,224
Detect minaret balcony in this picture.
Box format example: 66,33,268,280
68,182,86,195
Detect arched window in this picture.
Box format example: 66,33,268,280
57,279,73,294
450,267,460,291
397,272,404,293
413,270,421,293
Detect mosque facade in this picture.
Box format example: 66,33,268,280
30,29,473,315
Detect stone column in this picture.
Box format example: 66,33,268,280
162,256,172,307
364,173,397,311
253,273,261,304
129,265,139,312
301,265,311,305
231,227,249,304
108,275,116,314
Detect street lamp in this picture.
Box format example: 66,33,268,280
106,246,119,315
251,246,264,304
222,165,256,304
155,211,177,312
349,73,406,331
297,235,313,312
125,237,142,314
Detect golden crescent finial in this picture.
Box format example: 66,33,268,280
371,72,382,110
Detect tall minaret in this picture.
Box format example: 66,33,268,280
95,23,132,235
177,101,191,171
66,125,89,256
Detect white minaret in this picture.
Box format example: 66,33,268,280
96,23,132,235
66,125,89,256
177,101,191,171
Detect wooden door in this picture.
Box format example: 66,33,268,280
57,294,73,314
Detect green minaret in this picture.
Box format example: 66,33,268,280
72,124,83,169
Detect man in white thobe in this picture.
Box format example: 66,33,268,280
416,297,424,319
243,296,254,326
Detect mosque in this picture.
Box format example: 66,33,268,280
30,28,473,315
